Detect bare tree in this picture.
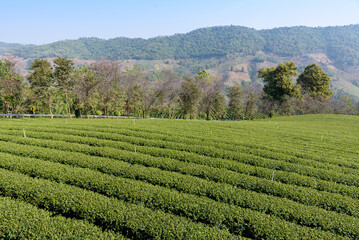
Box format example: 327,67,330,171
200,79,225,120
122,65,144,116
195,70,225,120
72,66,99,118
90,60,123,118
142,69,179,117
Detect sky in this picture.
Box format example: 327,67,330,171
1,0,359,45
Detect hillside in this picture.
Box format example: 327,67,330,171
0,42,25,55
5,25,359,66
0,115,359,239
2,25,359,99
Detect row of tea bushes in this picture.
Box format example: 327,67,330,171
0,196,124,239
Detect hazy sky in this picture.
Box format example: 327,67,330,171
1,0,359,44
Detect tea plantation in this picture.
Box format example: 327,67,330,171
0,114,358,239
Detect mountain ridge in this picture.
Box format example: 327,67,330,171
3,25,359,66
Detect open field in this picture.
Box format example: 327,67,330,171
0,115,359,239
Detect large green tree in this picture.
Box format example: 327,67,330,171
72,66,99,118
227,84,243,120
125,83,143,116
27,59,54,118
53,57,75,117
212,91,226,120
0,60,24,114
258,62,301,103
244,92,258,119
179,77,201,119
297,63,333,99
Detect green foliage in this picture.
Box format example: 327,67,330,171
28,59,53,91
123,65,144,116
4,125,359,220
53,57,75,89
228,85,243,120
211,91,226,120
8,26,264,60
126,83,143,114
179,77,201,119
297,63,333,98
244,93,258,119
0,42,24,55
28,59,55,115
195,69,210,83
0,60,24,114
1,53,352,118
72,66,99,116
258,62,301,103
195,70,224,120
0,60,11,78
53,57,75,115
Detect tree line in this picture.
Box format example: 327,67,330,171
0,57,358,120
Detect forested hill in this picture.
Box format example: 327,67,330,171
5,25,359,66
0,42,26,55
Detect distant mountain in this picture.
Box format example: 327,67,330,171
0,42,25,55
4,25,359,67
